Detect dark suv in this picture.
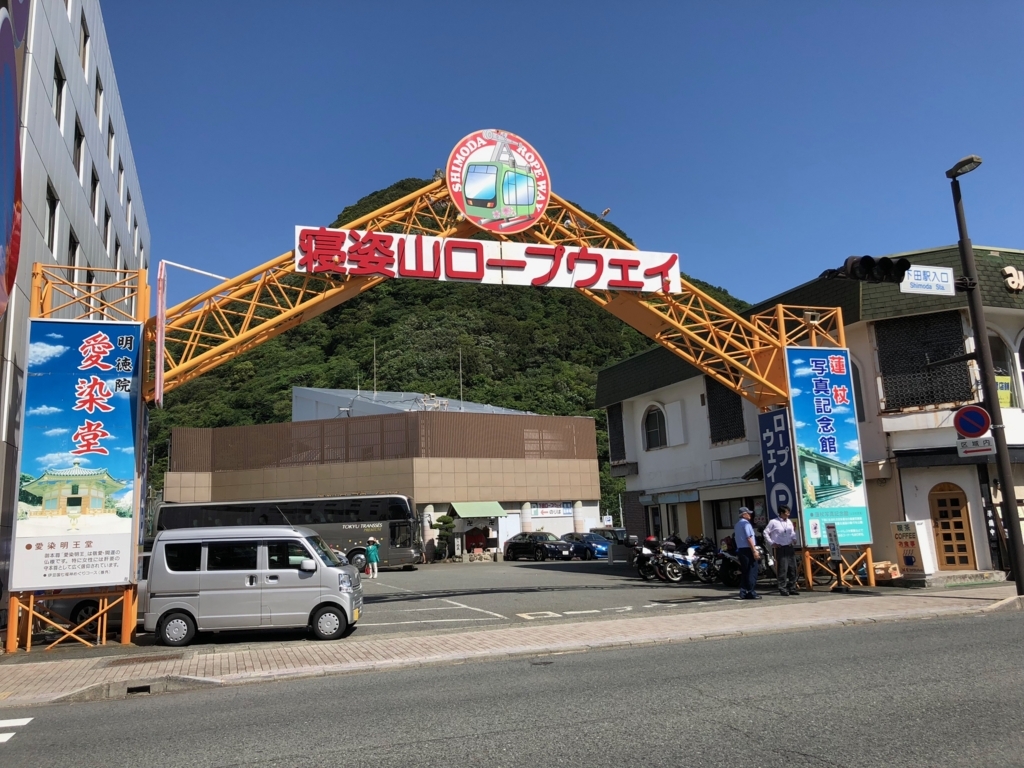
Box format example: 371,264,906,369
504,532,573,562
589,527,629,545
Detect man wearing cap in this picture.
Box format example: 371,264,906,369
764,505,800,596
733,507,761,599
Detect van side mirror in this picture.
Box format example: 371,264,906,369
300,559,317,572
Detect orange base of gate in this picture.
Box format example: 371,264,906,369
801,546,876,591
4,585,137,653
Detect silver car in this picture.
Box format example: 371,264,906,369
143,526,362,647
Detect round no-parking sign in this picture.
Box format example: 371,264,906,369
953,405,991,439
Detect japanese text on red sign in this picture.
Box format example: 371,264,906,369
294,227,681,294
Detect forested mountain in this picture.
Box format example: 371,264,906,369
148,179,750,514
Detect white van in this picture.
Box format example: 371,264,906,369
144,526,362,647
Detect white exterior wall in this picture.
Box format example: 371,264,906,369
622,376,760,497
0,0,149,587
899,465,992,571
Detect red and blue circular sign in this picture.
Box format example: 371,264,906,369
953,405,991,439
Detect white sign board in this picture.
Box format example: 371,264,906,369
957,435,996,457
601,515,613,526
295,227,681,294
825,523,842,561
900,265,955,297
531,502,573,518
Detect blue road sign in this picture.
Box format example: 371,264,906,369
953,405,991,439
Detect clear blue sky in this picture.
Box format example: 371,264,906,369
101,1,1023,307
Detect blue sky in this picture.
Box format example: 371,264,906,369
101,1,1023,307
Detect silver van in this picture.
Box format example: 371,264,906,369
144,526,362,647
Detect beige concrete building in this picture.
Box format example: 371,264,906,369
163,410,601,551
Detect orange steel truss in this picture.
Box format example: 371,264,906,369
29,180,844,409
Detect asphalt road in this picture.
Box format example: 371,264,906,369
3,611,1024,767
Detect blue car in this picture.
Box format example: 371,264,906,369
561,532,610,560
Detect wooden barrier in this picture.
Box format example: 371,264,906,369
802,546,876,591
4,584,136,653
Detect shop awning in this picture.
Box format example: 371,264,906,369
450,501,507,518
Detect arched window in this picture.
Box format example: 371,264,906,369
644,407,667,450
991,334,1019,408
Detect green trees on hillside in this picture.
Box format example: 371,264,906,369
148,178,749,517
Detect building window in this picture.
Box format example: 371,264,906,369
126,191,132,224
79,14,90,72
132,216,138,253
52,56,65,127
607,403,626,462
73,119,84,178
851,360,867,422
705,376,745,444
115,237,121,269
103,205,111,251
875,311,972,410
107,120,115,164
90,168,99,220
646,505,662,540
643,406,667,450
66,228,79,276
117,159,124,198
140,242,145,269
94,72,103,122
44,183,58,252
990,334,1019,409
712,497,766,532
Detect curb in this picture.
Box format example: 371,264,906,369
5,600,1004,707
978,594,1024,613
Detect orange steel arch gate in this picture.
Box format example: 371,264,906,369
31,178,845,410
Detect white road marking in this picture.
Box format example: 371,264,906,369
380,606,465,613
602,606,634,613
0,734,15,744
441,598,507,619
563,610,600,615
358,618,500,627
366,581,415,592
0,719,31,729
516,611,561,620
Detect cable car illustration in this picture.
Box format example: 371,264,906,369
461,131,538,229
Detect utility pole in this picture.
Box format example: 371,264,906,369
946,155,1024,596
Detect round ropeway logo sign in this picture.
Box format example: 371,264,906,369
446,129,550,235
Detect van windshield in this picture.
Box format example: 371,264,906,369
306,535,342,567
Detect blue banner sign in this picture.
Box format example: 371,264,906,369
785,347,872,547
758,408,800,523
11,319,144,590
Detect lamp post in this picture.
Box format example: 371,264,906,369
946,155,1024,595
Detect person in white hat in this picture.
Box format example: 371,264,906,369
366,537,380,579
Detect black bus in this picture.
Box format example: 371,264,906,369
154,494,421,570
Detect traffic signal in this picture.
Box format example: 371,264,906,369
825,255,911,283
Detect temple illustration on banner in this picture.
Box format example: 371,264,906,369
18,459,129,533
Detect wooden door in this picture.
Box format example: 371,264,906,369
685,503,703,537
928,483,976,570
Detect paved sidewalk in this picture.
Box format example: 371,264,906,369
0,584,1015,707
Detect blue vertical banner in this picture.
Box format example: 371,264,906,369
784,347,872,547
11,319,144,590
758,408,800,522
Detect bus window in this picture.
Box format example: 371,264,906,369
390,520,413,549
321,499,360,524
464,164,497,206
278,501,322,526
254,504,291,525
388,500,412,520
502,171,535,207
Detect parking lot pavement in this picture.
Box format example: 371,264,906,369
352,559,884,637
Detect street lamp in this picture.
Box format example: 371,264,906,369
946,155,1024,595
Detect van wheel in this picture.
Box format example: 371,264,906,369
71,600,100,628
160,612,195,647
311,606,347,641
350,551,367,571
